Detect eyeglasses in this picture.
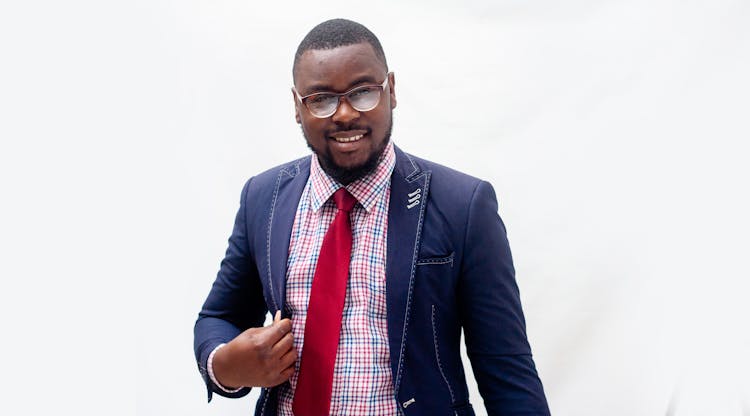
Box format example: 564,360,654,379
293,73,391,119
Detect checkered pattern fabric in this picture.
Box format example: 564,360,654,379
277,141,399,415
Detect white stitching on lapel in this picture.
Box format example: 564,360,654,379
393,170,431,394
265,170,283,312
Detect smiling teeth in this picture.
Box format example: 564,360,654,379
334,134,363,143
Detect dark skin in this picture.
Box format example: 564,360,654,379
212,311,296,388
294,42,396,184
213,42,396,389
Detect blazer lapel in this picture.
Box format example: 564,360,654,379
266,157,310,317
262,148,430,391
386,146,431,392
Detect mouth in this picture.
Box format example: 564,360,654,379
328,129,369,145
332,134,364,143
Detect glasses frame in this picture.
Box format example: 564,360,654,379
293,73,392,119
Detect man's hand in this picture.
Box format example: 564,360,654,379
213,311,297,388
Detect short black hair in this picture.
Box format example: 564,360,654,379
293,19,388,80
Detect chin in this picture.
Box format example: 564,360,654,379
332,153,369,170
318,146,384,185
303,123,391,185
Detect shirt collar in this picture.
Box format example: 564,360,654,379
309,140,396,213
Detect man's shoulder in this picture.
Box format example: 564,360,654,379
398,149,485,197
244,155,311,190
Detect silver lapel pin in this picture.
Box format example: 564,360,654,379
407,188,421,209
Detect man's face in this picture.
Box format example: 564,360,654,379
293,42,396,185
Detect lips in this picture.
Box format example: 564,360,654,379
328,129,369,143
333,134,363,143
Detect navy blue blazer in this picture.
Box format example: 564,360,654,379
194,146,550,415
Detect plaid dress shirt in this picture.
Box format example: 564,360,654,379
277,141,399,415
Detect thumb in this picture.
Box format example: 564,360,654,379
271,310,292,337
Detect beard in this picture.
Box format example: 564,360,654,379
303,116,393,186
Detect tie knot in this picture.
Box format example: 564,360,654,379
332,188,357,212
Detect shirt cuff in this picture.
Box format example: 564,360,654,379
208,343,243,393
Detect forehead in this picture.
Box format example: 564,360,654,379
294,42,387,94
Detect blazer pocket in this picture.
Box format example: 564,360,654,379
416,252,454,267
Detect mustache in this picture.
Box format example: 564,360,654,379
325,125,371,136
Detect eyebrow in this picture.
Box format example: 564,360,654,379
303,75,380,95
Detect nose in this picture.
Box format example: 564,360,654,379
331,97,360,123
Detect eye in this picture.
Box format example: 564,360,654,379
349,87,375,99
307,94,335,105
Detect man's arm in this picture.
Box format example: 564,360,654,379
458,180,550,415
211,311,296,389
193,178,271,401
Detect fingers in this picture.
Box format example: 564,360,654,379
256,315,292,346
267,331,297,387
265,344,296,387
271,331,294,356
267,364,295,387
226,312,296,388
272,310,292,339
268,318,292,343
279,363,295,381
278,347,298,370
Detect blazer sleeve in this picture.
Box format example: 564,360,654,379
458,180,550,415
193,178,269,402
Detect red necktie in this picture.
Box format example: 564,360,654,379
293,188,356,416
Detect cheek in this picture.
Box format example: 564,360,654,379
300,117,319,131
371,111,391,133
301,119,328,141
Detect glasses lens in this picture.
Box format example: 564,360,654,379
348,86,381,112
305,94,339,117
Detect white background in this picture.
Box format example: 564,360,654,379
1,1,749,415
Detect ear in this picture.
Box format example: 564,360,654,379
291,87,301,124
388,72,397,110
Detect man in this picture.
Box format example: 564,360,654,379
194,18,550,416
